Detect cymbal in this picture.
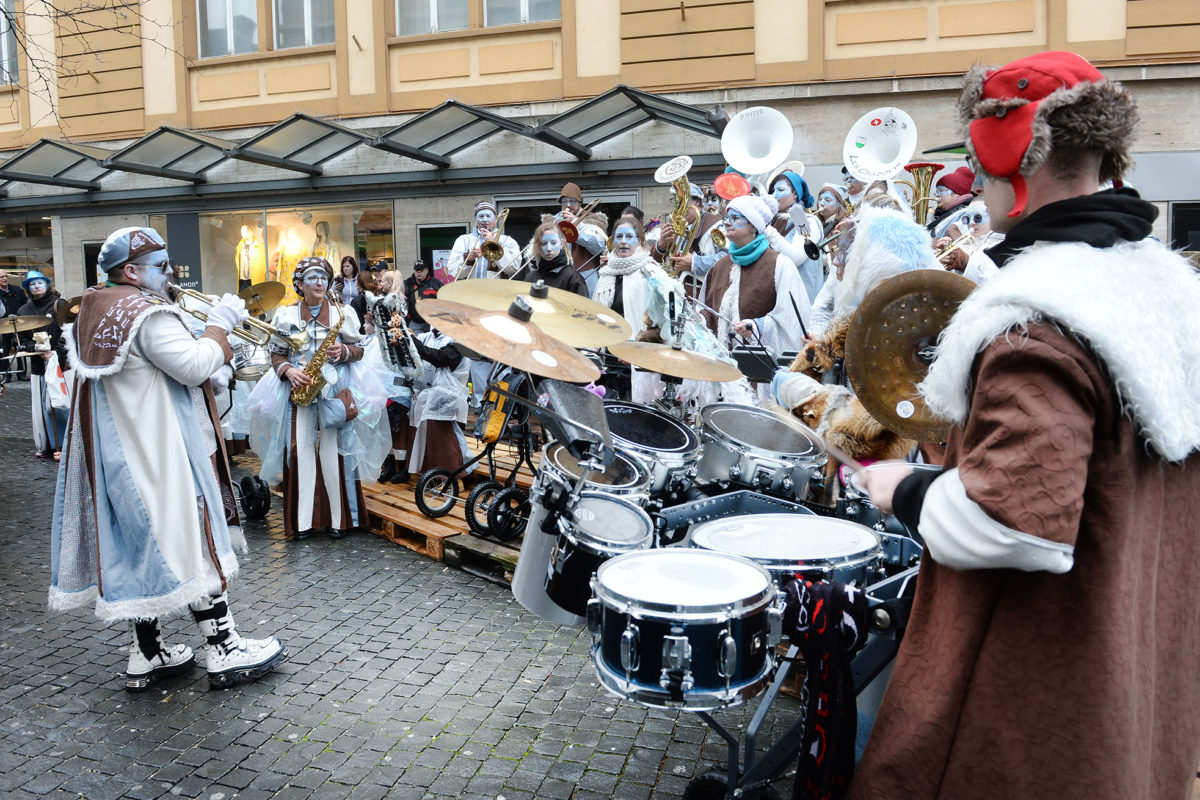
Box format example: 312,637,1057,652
608,341,743,382
57,296,83,327
0,315,51,334
416,298,601,384
238,281,286,316
437,279,632,348
844,269,975,442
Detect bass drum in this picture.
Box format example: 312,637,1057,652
689,513,883,587
589,549,782,711
695,403,827,500
603,401,702,497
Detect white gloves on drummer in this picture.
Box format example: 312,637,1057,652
206,294,249,334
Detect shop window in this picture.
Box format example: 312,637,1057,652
275,0,335,49
198,0,259,58
1170,202,1200,252
484,0,560,26
198,201,394,306
0,1,16,84
397,0,468,35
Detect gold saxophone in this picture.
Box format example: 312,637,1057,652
290,299,346,406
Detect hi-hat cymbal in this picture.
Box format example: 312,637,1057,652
437,279,632,348
0,315,51,334
608,341,743,382
57,296,83,327
238,281,286,316
417,298,601,384
845,269,975,442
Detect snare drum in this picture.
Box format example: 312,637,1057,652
232,343,271,382
546,493,653,619
689,514,883,587
588,549,782,710
695,404,827,500
512,444,652,626
603,401,702,496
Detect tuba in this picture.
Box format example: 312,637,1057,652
843,107,938,222
371,293,424,383
721,106,794,190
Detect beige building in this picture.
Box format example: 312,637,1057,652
0,0,1196,294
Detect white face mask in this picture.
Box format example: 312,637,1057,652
539,232,563,260
475,210,495,230
818,191,840,215
772,180,796,203
612,226,638,257
137,263,171,294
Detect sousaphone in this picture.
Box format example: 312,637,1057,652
842,107,918,183
721,106,794,188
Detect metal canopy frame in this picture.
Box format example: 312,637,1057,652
0,140,113,190
106,127,237,183
234,113,369,176
372,100,538,168
532,84,726,158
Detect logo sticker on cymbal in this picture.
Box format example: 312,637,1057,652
896,400,915,419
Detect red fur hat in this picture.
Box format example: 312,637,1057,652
935,166,975,197
958,51,1136,217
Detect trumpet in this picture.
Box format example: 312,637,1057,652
170,284,307,353
937,232,975,263
557,198,601,243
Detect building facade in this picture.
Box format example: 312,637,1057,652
0,0,1197,295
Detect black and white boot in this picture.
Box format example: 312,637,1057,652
190,593,287,689
125,619,195,692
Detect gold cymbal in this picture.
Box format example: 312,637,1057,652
845,269,975,442
0,315,51,334
57,296,83,327
437,279,632,348
416,298,601,384
238,281,286,316
608,340,743,383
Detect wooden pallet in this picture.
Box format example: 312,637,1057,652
443,533,522,586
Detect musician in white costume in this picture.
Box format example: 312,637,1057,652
249,258,389,541
50,226,286,692
765,170,826,303
447,201,520,280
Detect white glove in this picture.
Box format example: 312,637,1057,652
209,363,233,392
205,294,249,334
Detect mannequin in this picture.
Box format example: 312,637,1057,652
311,221,340,268
236,225,267,289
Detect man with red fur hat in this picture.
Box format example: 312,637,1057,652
851,52,1200,798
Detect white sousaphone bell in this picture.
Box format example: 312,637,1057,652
654,154,693,185
842,107,918,182
721,106,795,184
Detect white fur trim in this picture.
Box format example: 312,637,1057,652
834,206,938,319
920,468,1074,573
66,302,189,380
49,553,241,622
921,239,1200,462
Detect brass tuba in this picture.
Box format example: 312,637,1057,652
655,156,696,277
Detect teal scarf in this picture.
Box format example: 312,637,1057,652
729,234,769,266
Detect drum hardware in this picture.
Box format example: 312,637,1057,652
844,269,975,441
695,403,827,503
171,284,307,353
436,278,632,349
236,280,286,317
607,341,742,383
603,400,702,499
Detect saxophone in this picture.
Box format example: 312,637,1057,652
290,299,346,406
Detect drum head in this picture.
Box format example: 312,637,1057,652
571,493,652,549
596,549,771,613
549,443,646,490
691,514,881,566
848,462,942,497
701,404,823,459
605,402,698,454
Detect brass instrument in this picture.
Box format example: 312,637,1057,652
371,293,424,382
937,232,976,263
709,226,727,250
478,208,511,266
842,107,929,221
655,156,696,278
170,284,306,353
557,198,601,243
899,162,943,228
290,295,346,406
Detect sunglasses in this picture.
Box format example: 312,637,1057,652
966,213,987,224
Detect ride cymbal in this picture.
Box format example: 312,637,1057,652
416,297,601,384
238,281,286,316
0,315,51,334
437,279,631,349
608,341,743,383
845,269,975,442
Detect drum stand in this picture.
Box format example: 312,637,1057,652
652,374,686,420
684,566,919,799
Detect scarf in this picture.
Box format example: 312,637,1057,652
23,289,60,317
730,233,769,266
985,187,1156,268
533,250,570,277
594,249,649,308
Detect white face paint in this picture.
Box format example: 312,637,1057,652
137,263,172,295
26,279,48,297
772,179,797,210
818,191,841,218
538,231,563,260
612,225,638,257
475,209,496,231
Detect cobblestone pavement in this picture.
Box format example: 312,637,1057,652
0,381,803,800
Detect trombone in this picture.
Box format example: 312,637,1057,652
478,207,511,265
557,198,601,243
170,284,307,353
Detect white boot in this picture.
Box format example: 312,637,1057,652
190,593,286,689
125,619,194,692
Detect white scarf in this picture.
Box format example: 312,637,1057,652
715,260,742,346
594,249,651,309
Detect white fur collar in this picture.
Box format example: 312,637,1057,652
920,239,1200,462
67,303,187,380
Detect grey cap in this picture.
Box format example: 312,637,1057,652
97,227,167,273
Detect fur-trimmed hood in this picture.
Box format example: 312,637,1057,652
921,239,1200,462
835,206,939,319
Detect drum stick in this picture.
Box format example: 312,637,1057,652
821,437,866,475
787,294,809,340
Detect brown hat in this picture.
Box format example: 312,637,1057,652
559,182,583,203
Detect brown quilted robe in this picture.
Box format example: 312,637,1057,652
848,323,1200,799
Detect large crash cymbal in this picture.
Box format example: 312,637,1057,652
238,281,286,317
0,315,51,334
608,340,743,383
437,279,632,348
57,296,83,327
417,297,601,384
845,269,975,442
